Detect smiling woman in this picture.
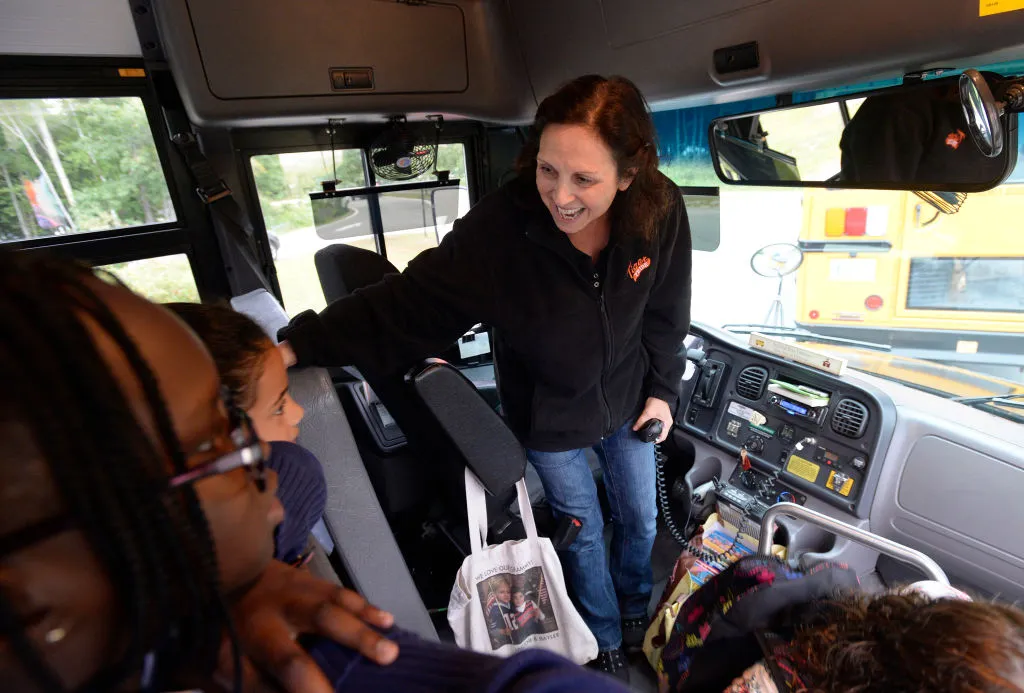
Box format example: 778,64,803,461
515,75,674,245
275,73,693,682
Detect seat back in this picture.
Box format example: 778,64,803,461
408,359,526,496
310,245,517,543
231,289,438,640
314,244,398,303
230,288,292,340
311,244,462,521
406,359,551,550
290,367,438,640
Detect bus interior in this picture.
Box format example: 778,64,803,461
3,1,1024,689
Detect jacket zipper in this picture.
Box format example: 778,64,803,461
526,229,616,438
598,292,613,437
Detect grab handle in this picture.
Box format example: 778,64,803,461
759,502,948,584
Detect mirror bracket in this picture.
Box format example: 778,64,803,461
902,67,956,84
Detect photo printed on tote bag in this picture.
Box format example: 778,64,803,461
476,566,559,649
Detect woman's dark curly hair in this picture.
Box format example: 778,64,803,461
787,591,1024,692
515,74,675,242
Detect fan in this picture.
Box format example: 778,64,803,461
369,116,439,182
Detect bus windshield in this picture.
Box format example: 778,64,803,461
653,63,1024,418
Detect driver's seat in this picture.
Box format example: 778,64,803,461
315,244,399,303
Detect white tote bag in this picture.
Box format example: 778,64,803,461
447,468,598,664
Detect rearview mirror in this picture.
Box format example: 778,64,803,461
708,74,1019,192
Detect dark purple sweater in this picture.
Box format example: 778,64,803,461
265,441,327,563
306,630,629,693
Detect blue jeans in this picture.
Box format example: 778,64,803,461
525,421,657,651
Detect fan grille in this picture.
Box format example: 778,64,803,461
369,119,438,181
736,366,768,400
831,398,869,438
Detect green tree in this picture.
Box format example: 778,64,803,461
436,143,468,182
251,154,291,201
0,97,172,242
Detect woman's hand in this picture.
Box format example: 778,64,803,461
230,560,398,693
632,396,672,443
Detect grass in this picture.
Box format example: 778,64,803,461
263,199,319,236
104,254,200,303
659,160,721,187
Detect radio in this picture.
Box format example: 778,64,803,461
768,394,826,425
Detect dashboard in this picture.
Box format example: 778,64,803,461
677,328,896,519
674,324,1024,602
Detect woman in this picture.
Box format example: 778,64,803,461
166,302,326,564
0,254,632,693
279,74,692,679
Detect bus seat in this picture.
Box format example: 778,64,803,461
408,359,525,496
290,367,439,641
315,244,398,303
230,288,291,342
230,289,439,641
309,245,478,527
308,247,566,542
406,359,557,545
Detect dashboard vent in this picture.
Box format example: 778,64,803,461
736,366,768,400
832,398,869,438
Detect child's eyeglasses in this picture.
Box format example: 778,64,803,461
0,393,268,559
167,401,268,493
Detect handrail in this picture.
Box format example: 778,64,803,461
759,502,948,585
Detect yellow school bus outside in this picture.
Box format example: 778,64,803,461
794,180,1024,368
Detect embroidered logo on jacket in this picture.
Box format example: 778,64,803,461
627,256,652,282
945,129,966,150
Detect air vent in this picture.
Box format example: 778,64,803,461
736,366,768,400
832,398,869,438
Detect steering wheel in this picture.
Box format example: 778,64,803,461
750,243,804,278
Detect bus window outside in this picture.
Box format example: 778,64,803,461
252,143,469,316
0,97,175,242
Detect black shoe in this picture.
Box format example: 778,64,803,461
587,648,631,683
621,616,648,652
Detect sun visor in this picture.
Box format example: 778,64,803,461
182,0,466,99
147,0,523,125
310,181,464,243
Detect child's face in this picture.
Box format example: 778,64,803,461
513,592,525,607
249,345,304,443
496,584,511,603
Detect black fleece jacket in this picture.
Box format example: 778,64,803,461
279,175,691,452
